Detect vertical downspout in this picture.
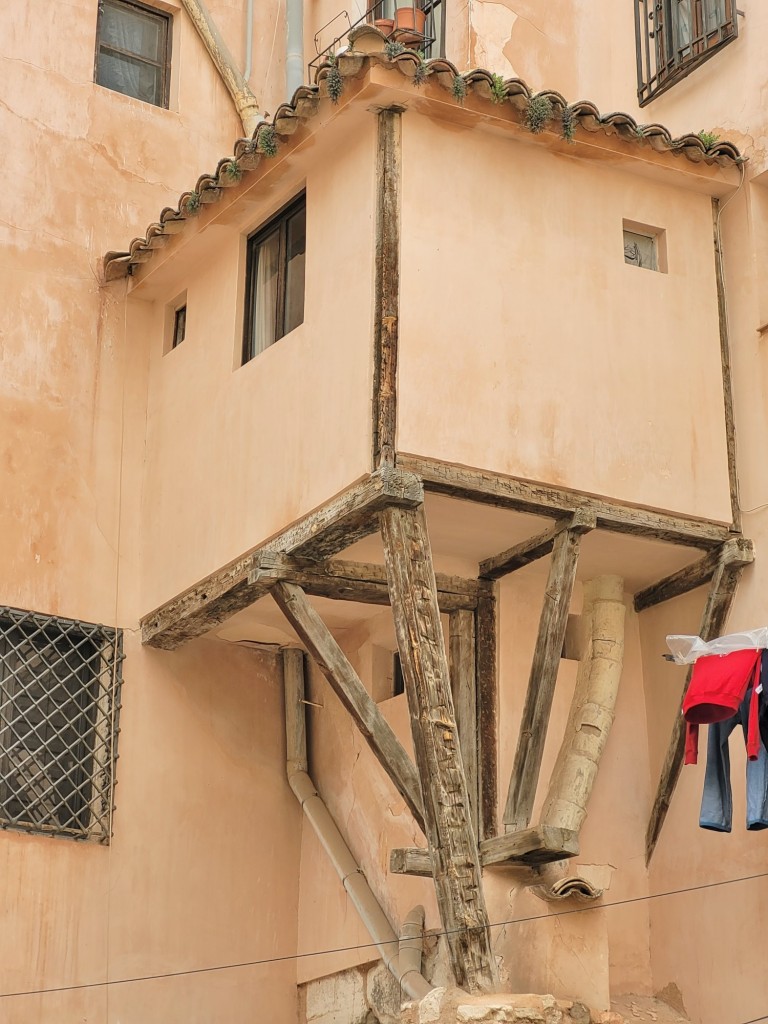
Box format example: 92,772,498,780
244,0,254,80
713,174,746,534
286,0,305,97
180,0,261,136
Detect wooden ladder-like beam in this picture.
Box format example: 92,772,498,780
645,538,754,864
272,581,425,831
381,504,497,994
502,512,595,833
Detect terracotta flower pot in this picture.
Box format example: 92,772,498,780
394,6,426,43
374,17,395,33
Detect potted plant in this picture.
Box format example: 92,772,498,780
374,15,395,33
394,2,426,44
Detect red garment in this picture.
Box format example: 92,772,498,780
683,649,762,765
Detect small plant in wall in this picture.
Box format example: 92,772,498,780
524,94,553,134
490,73,507,104
452,74,467,103
560,104,576,144
257,123,279,158
222,160,243,183
413,51,430,86
385,39,406,59
184,191,201,215
325,54,344,104
698,130,720,149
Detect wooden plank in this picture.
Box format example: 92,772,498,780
272,581,425,831
479,509,595,581
390,826,580,876
475,583,498,841
397,455,729,550
645,543,753,864
381,505,497,993
283,648,308,771
712,197,742,531
449,609,479,837
141,467,423,649
634,537,753,613
250,551,480,611
372,108,402,469
482,825,579,866
503,523,586,833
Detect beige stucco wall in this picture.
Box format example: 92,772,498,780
134,108,376,612
397,109,732,521
1,3,305,1021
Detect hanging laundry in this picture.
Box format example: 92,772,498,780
681,648,761,765
666,629,768,832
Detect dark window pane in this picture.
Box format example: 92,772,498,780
173,305,186,348
250,230,280,357
97,49,163,105
101,0,165,62
283,207,306,337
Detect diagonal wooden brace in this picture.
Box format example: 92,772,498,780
645,538,755,864
380,504,497,994
502,511,595,833
272,581,425,831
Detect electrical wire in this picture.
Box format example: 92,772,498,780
3,866,768,1002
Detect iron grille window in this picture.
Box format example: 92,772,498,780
243,195,306,364
95,0,171,108
635,0,738,105
0,608,123,843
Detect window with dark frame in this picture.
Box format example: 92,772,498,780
634,0,737,106
243,195,306,364
94,0,171,108
172,304,187,348
0,607,123,843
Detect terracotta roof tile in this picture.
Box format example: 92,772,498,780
103,27,745,282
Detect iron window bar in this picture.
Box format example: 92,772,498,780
0,607,124,843
634,0,738,106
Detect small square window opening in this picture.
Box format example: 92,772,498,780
243,195,306,364
172,304,187,348
624,230,658,271
95,0,171,108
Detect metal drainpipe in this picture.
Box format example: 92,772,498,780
180,0,261,136
283,649,432,1001
285,0,304,98
244,0,254,81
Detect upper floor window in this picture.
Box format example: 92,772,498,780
243,195,306,364
95,0,171,108
0,607,123,842
634,0,737,105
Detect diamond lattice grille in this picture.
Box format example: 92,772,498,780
0,607,123,842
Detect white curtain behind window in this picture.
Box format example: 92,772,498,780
100,3,142,98
252,232,280,356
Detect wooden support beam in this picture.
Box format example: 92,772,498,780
250,551,480,611
479,509,595,581
381,505,497,993
450,609,479,837
475,582,498,841
372,108,402,469
271,581,425,831
633,537,753,613
283,648,308,772
141,467,422,649
390,826,579,877
645,540,754,864
397,455,730,550
503,520,587,833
